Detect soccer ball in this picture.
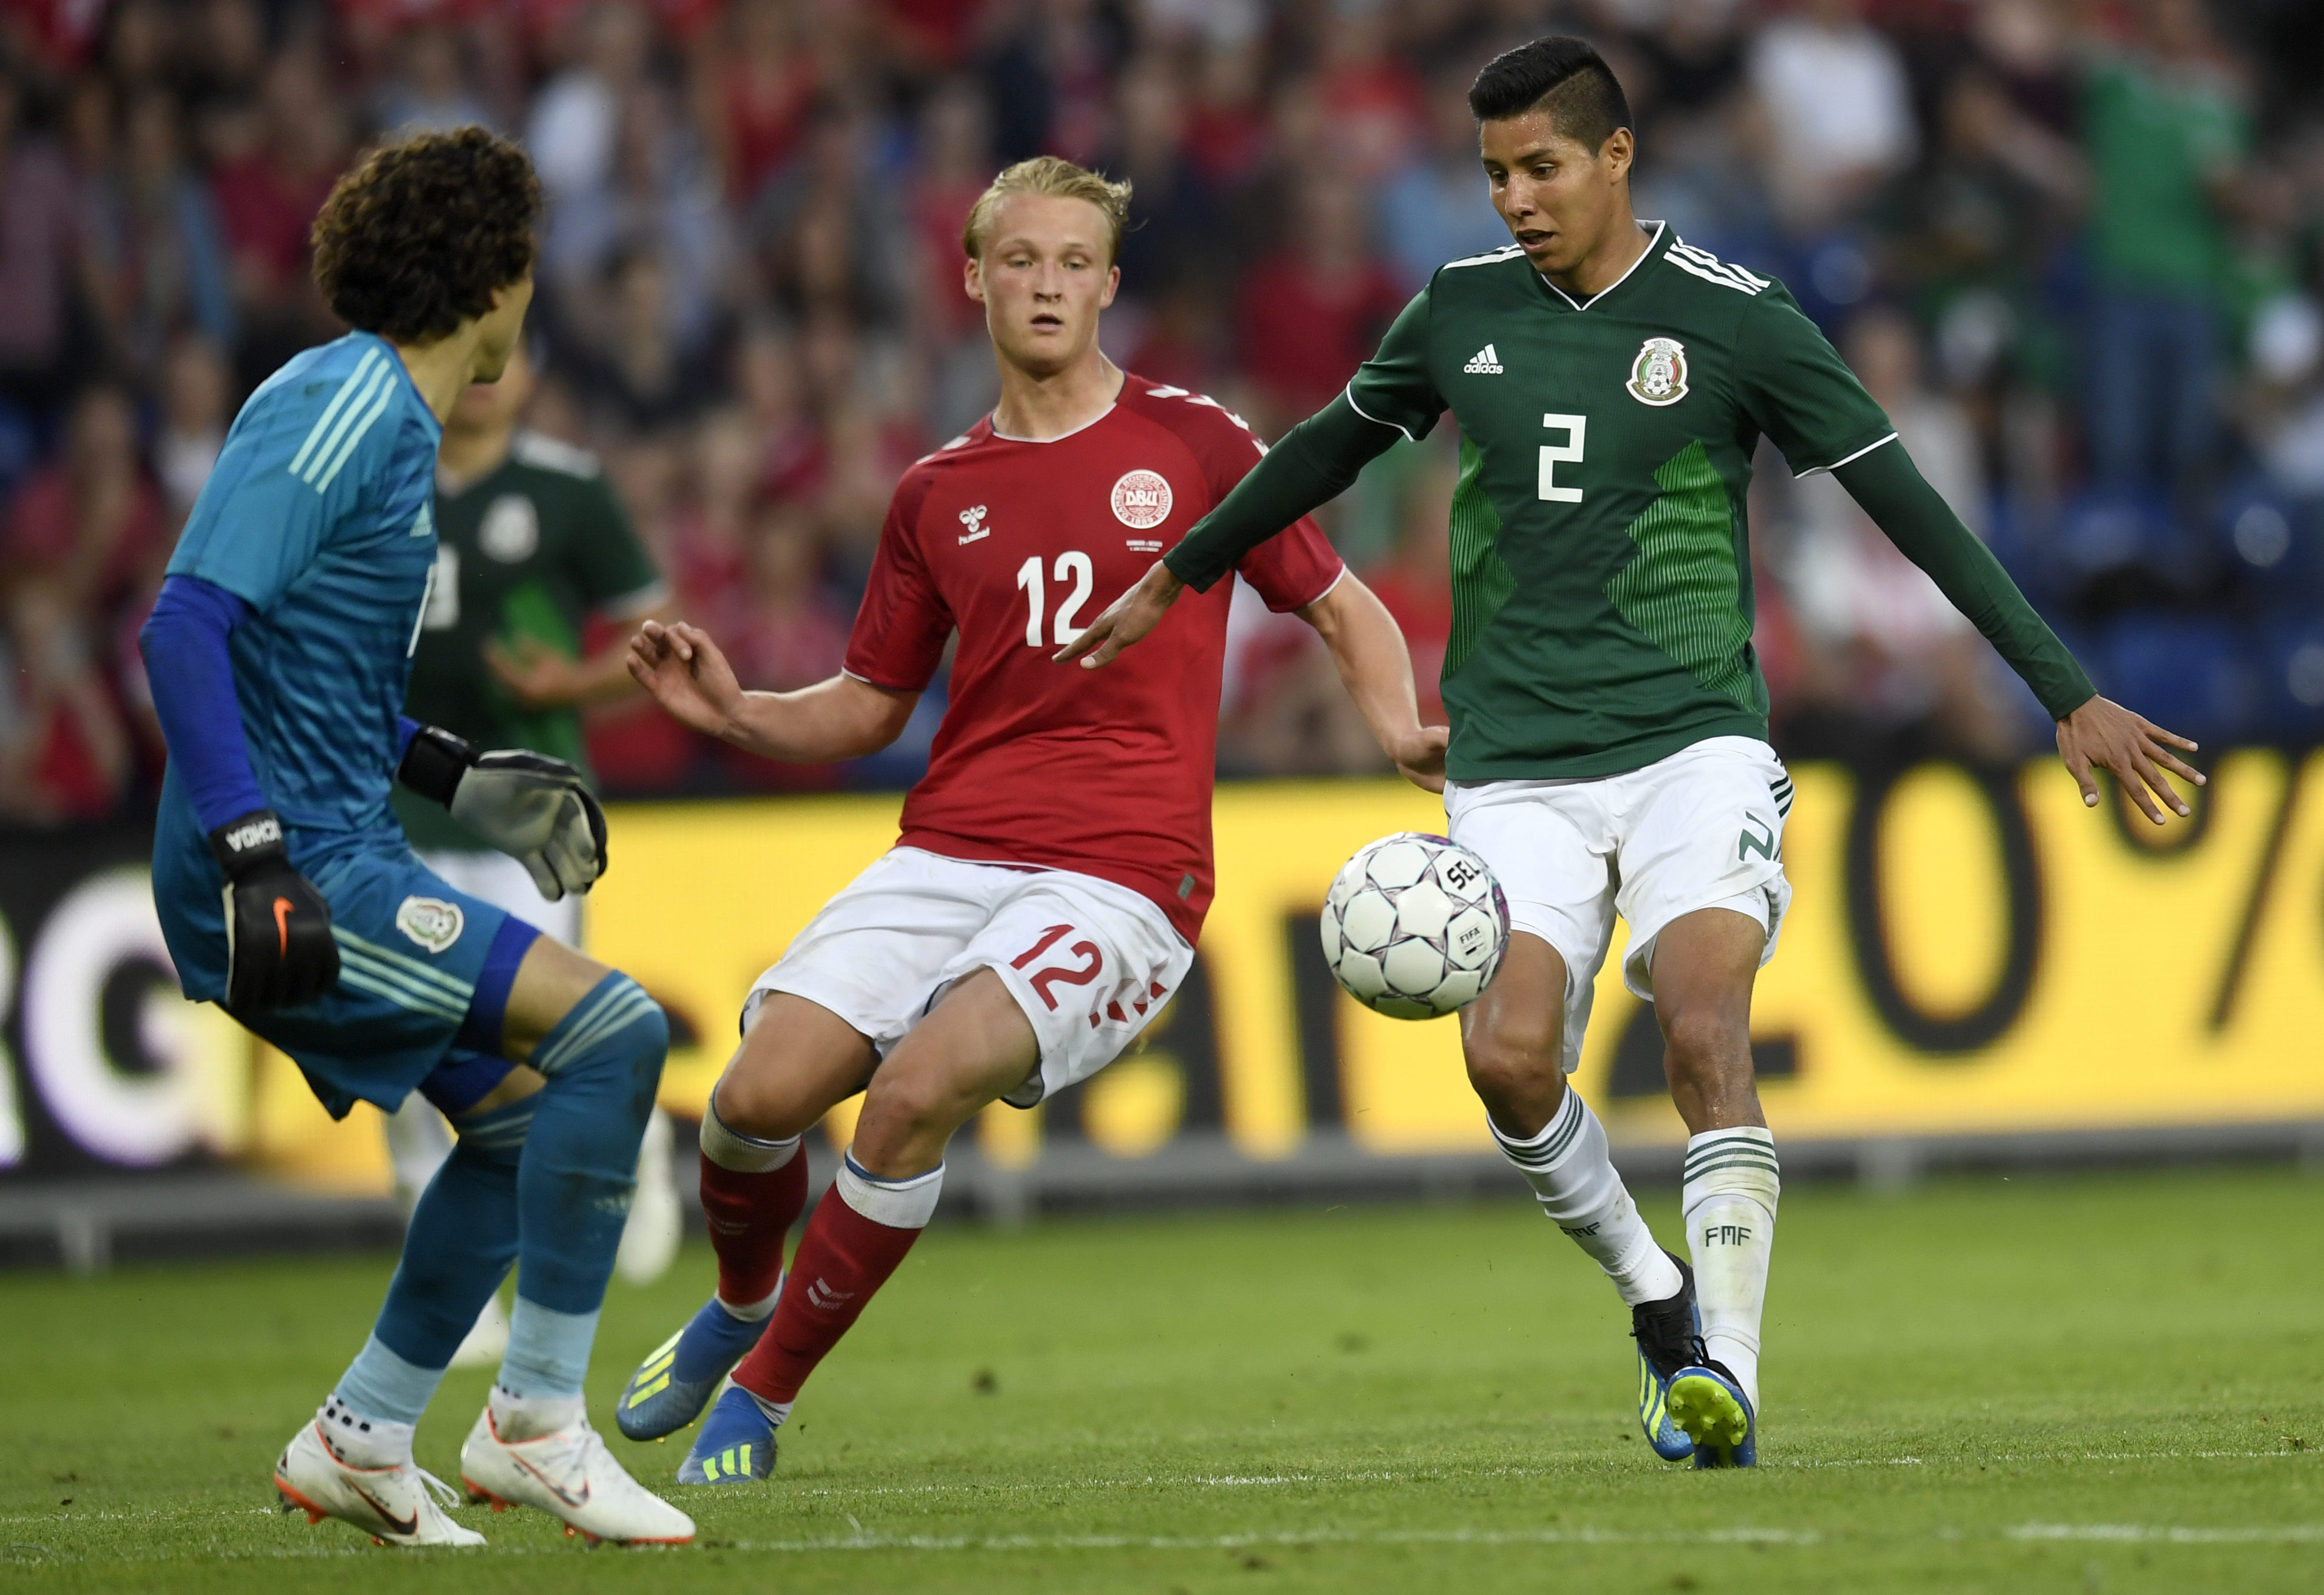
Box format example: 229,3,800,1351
1321,833,1510,1020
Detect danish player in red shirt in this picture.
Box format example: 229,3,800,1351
617,156,1444,1485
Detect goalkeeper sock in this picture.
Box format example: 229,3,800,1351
1683,1127,1781,1412
353,1098,532,1408
497,973,667,1399
730,1152,941,1408
489,1382,585,1441
1491,1086,1681,1306
698,1103,808,1312
329,1339,439,1433
317,1392,416,1468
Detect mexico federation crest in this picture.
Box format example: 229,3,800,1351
478,493,541,562
1110,469,1173,530
1626,336,1689,407
396,895,465,954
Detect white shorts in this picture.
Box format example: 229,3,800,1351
747,847,1195,1106
1444,736,1793,1073
415,847,583,948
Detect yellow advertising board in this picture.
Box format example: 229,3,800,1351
585,749,2324,1162
6,752,2318,1197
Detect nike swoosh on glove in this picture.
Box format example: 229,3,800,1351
210,810,340,1009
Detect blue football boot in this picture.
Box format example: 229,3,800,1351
1667,1358,1757,1468
1629,1250,1698,1461
616,1285,776,1441
676,1386,778,1486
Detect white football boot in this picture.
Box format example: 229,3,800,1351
459,1405,695,1546
274,1417,485,1547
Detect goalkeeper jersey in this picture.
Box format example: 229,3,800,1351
155,331,442,870
1169,224,2086,782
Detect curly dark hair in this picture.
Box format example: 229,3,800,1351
310,127,541,344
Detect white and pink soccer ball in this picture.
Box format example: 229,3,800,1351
1321,833,1510,1020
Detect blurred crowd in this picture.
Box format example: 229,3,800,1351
1,0,2321,821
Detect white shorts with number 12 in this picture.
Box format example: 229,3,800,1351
748,847,1194,1106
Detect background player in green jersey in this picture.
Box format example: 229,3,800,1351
1066,36,2206,1470
389,342,684,1348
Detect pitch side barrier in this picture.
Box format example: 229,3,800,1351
5,752,2324,1263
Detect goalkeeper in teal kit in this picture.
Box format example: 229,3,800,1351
137,130,690,1547
1066,37,2205,1470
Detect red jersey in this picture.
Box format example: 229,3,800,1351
845,374,1344,944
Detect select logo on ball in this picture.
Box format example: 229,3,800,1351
1110,469,1173,529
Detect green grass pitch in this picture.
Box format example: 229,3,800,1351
3,1165,2320,1593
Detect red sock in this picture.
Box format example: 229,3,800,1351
699,1147,810,1307
730,1190,924,1403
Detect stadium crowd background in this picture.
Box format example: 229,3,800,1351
0,0,2319,822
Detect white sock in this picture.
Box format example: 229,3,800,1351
1682,1127,1781,1411
318,1394,413,1468
699,1103,801,1174
1491,1088,1683,1306
742,1390,795,1429
719,1273,784,1323
489,1384,585,1441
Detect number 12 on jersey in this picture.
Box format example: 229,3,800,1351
1539,413,1586,503
1018,552,1095,646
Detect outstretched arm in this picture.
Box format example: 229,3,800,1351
1834,442,2204,823
1059,394,1402,669
1297,572,1448,792
627,619,916,762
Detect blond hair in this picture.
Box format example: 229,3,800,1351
960,155,1133,266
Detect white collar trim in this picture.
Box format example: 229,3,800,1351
989,402,1118,445
1537,220,1666,311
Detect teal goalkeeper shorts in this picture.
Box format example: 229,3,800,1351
154,835,534,1119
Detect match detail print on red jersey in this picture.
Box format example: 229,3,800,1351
844,374,1345,944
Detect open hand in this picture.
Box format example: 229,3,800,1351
2056,695,2204,824
1053,561,1184,668
626,619,744,738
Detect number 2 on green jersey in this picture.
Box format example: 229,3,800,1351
1539,413,1586,503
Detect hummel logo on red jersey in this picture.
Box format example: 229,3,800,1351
1464,343,1504,374
805,1277,856,1309
958,505,990,544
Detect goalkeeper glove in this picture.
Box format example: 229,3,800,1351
210,810,340,1010
399,725,609,901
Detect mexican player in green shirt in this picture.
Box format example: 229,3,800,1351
389,342,684,1339
1065,37,2205,1468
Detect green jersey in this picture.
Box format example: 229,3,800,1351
2083,58,2247,294
395,429,665,851
1168,224,2092,780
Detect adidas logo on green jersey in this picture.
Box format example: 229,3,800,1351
1463,343,1503,375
